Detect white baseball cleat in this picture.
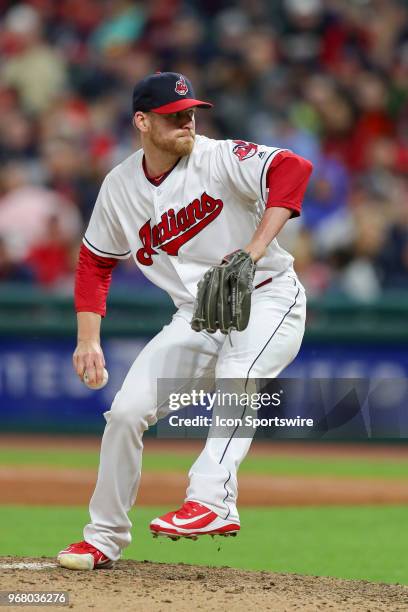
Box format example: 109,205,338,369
150,501,240,539
57,541,114,570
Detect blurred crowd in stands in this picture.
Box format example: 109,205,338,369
0,0,407,300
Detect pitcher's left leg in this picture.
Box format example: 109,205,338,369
186,275,306,524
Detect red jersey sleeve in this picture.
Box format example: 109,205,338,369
266,150,313,217
75,244,118,317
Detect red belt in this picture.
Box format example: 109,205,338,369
254,277,272,290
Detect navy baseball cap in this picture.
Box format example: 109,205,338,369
132,72,213,114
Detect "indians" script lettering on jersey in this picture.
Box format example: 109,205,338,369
136,192,223,265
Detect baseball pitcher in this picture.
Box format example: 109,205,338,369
57,72,313,570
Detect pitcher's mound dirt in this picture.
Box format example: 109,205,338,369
1,557,407,612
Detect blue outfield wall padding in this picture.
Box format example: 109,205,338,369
1,339,408,434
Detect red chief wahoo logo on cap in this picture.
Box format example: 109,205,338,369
175,75,189,96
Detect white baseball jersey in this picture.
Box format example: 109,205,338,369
79,135,309,561
84,135,294,307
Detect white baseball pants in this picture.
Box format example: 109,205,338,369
84,272,306,560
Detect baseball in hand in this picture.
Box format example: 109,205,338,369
83,368,109,390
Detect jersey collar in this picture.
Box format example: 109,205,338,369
142,155,181,187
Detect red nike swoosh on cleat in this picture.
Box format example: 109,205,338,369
172,511,213,526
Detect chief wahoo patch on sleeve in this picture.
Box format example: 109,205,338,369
232,140,258,161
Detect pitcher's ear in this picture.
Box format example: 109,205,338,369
133,112,149,131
